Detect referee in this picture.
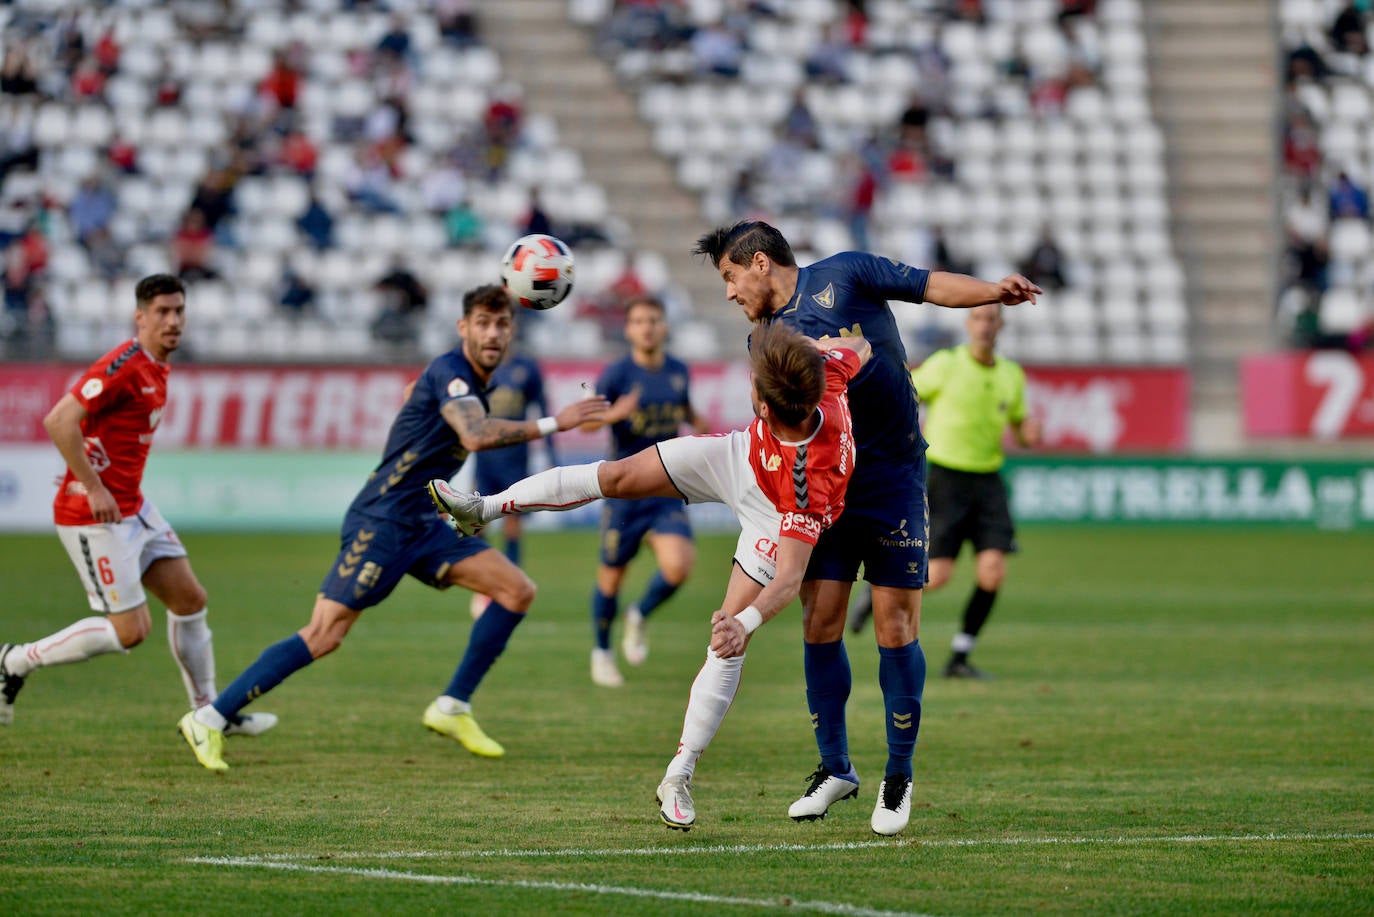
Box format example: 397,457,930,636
849,304,1040,679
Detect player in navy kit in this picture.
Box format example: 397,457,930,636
175,285,609,771
586,296,709,687
695,221,1040,835
470,346,555,616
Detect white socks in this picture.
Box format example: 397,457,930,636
665,649,744,781
4,616,123,677
435,695,471,715
482,462,605,520
168,608,217,709
951,632,976,654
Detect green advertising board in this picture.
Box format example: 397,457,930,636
1006,456,1374,529
141,452,1374,532
143,451,379,531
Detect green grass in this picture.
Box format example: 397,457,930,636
1,527,1370,915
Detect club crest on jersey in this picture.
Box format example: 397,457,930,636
447,378,470,397
81,378,103,399
812,284,835,309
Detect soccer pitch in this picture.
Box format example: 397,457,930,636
1,528,1370,915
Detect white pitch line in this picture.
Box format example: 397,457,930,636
184,857,935,917
214,830,1374,863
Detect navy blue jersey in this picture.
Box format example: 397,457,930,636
346,348,488,525
766,251,931,513
596,354,694,460
473,352,548,481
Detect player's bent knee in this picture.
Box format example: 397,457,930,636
493,572,537,612
110,607,152,648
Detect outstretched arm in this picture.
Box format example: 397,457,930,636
923,271,1041,308
441,396,609,452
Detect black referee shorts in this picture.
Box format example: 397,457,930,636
927,462,1017,559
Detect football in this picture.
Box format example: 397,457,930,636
500,234,575,311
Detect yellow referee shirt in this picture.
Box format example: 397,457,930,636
912,345,1028,473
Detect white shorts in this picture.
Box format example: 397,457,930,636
56,499,188,613
657,432,782,586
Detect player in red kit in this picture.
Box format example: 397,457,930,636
430,321,870,829
0,275,275,737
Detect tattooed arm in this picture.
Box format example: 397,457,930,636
441,395,610,452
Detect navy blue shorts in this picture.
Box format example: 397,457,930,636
319,513,490,611
473,445,530,496
806,457,930,589
598,496,692,568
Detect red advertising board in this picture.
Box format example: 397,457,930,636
1243,351,1374,439
1022,366,1190,453
1,362,1189,453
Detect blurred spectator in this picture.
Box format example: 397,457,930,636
691,23,744,78
805,22,852,84
1283,110,1323,181
445,197,484,248
68,175,117,247
1017,228,1068,291
482,87,523,178
522,190,553,237
375,14,413,66
93,27,120,74
278,268,316,316
84,227,122,279
297,194,335,250
438,0,481,47
70,55,107,100
1,43,41,96
259,48,303,110
370,260,428,346
106,134,138,174
3,222,47,335
1329,170,1369,219
1330,3,1369,56
189,167,238,235
171,208,218,281
279,126,319,177
781,89,820,148
0,105,40,183
843,153,878,252
345,145,401,214
1286,44,1328,86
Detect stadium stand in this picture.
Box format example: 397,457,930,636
575,0,1188,365
0,1,664,363
2,0,1193,368
1278,0,1374,352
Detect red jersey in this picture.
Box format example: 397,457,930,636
53,340,170,525
748,347,861,546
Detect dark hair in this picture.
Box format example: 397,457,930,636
135,274,185,308
694,221,796,269
463,283,515,317
750,320,825,427
624,295,666,318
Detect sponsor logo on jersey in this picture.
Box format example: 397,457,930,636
81,378,104,399
780,512,821,541
447,377,471,398
812,284,835,309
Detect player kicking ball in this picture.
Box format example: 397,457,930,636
175,284,608,771
431,324,877,831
